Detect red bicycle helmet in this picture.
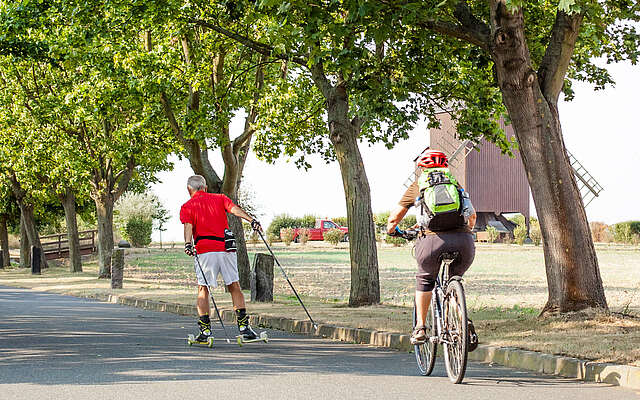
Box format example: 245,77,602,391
418,150,448,168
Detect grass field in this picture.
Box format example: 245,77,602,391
1,241,639,366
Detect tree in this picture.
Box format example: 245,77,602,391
0,181,13,268
188,1,505,306
141,19,274,288
394,0,640,313
0,0,174,277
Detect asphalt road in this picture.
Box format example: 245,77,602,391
0,286,637,400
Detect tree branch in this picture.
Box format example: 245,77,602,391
537,10,583,103
113,157,136,200
188,19,308,65
418,18,490,52
233,54,267,155
159,92,184,139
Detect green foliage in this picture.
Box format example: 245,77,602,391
267,214,299,239
299,215,317,228
384,235,407,247
332,217,348,227
123,216,153,248
514,223,528,246
280,228,294,246
324,228,345,245
374,212,391,233
399,215,417,230
486,226,499,243
611,221,640,244
114,192,163,247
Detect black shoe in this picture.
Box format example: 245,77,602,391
239,324,258,340
236,310,258,340
468,319,478,352
195,316,211,342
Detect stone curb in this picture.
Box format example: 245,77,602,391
84,292,640,391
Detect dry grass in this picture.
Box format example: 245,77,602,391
1,242,639,366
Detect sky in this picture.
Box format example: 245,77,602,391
151,61,640,242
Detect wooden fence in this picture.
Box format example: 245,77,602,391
40,230,98,260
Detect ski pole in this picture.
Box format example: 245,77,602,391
194,251,232,344
256,230,318,330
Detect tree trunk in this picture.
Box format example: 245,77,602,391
20,213,30,268
490,3,607,313
0,214,9,268
222,153,251,290
326,86,380,306
94,195,115,279
18,204,48,269
228,214,250,289
60,188,82,273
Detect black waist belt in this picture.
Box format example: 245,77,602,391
194,236,224,245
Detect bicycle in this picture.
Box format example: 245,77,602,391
395,228,469,384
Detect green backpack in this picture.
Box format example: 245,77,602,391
417,167,466,231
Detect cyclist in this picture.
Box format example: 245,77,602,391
386,149,477,345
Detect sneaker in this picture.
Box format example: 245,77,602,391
195,316,211,342
236,309,258,340
411,325,427,345
468,319,478,352
239,323,259,341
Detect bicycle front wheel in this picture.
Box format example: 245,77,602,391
413,301,437,376
443,279,468,384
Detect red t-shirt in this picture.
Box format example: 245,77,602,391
180,191,236,253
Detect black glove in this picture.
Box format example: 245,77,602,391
250,219,262,232
184,242,196,257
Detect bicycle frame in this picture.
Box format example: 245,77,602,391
430,255,456,346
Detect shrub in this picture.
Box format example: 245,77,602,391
529,221,542,246
299,214,317,228
611,221,640,244
268,214,317,239
297,228,310,245
374,211,391,232
114,192,162,247
589,222,609,243
399,214,417,230
280,228,295,246
486,226,499,243
324,228,345,245
332,216,348,227
514,223,528,245
384,234,406,247
123,216,153,247
266,232,278,245
267,214,297,240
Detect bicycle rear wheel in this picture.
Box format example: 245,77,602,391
443,279,468,384
413,301,437,376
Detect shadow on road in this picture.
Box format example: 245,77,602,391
0,287,621,391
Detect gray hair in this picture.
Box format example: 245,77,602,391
187,175,207,191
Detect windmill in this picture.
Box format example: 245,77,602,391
405,112,603,235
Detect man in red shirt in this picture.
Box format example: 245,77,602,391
180,175,262,342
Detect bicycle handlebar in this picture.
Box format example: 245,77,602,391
392,226,419,241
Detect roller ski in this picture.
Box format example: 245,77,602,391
187,316,214,348
235,309,268,346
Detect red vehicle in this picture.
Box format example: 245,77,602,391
292,219,349,242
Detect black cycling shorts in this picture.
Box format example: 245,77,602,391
414,232,475,292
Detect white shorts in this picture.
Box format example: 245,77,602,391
194,252,239,287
